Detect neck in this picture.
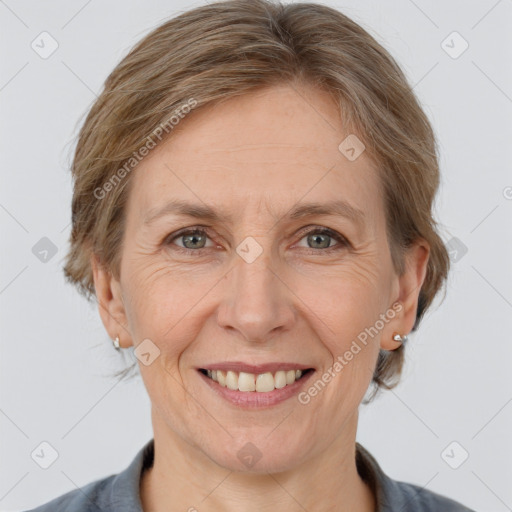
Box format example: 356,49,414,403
140,409,375,512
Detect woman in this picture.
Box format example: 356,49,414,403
26,0,475,510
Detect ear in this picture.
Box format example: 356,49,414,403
381,239,430,351
90,253,133,348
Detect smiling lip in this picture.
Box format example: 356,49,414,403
197,362,314,374
198,367,315,408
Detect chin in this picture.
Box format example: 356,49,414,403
206,432,312,474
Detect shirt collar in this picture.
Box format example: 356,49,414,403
356,441,415,511
107,437,154,511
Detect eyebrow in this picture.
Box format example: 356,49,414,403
143,198,365,228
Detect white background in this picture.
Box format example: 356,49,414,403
1,0,511,510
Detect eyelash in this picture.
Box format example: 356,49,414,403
164,225,350,256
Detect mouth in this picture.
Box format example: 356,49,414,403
198,367,314,392
196,364,315,408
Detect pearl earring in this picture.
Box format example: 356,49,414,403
393,333,408,344
113,335,121,350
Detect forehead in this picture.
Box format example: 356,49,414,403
128,84,383,229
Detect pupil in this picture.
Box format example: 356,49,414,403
184,233,204,249
311,234,328,249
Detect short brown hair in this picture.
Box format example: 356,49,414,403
63,0,450,399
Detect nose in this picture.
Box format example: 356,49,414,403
216,242,296,345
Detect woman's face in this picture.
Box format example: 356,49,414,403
94,83,428,472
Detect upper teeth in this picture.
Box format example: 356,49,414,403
206,369,304,392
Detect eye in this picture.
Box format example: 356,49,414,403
166,228,215,253
295,226,349,253
164,225,350,255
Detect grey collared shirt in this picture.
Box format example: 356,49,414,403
25,438,476,511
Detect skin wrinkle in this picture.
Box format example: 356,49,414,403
92,83,429,512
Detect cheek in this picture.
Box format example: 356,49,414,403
309,277,383,410
121,258,197,346
122,233,389,349
297,257,386,329
292,259,387,390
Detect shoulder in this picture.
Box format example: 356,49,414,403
22,438,154,512
355,442,476,512
388,479,477,512
22,474,115,512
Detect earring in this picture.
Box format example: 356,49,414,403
113,335,121,350
393,333,408,344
